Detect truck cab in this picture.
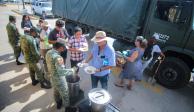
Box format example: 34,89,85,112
52,0,194,89
143,0,194,88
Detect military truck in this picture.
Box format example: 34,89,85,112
52,0,194,89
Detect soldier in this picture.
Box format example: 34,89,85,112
46,42,75,110
20,27,51,89
6,15,23,65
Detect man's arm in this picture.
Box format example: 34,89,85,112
48,40,57,44
84,52,93,63
64,28,70,39
48,31,57,44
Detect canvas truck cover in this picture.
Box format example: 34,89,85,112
52,0,147,40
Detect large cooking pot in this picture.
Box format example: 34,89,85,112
66,75,80,97
88,88,112,112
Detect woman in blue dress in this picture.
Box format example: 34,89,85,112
115,36,147,90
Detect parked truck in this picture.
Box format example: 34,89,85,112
52,0,194,89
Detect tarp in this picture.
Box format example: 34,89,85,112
52,0,146,40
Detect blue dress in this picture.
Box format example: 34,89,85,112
119,47,144,80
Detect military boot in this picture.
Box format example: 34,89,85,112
56,99,62,109
30,75,39,86
16,59,24,65
40,80,51,89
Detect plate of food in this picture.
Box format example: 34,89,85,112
79,47,88,52
84,66,96,74
77,62,89,68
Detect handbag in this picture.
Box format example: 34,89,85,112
18,52,26,63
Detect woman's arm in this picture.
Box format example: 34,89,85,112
126,51,139,62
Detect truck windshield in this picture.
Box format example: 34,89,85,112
42,3,51,7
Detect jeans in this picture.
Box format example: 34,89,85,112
91,74,109,90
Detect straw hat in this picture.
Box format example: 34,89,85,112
91,31,108,43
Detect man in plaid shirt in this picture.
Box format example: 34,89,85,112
67,27,88,74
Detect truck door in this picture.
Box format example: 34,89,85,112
144,0,192,49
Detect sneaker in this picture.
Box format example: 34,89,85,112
127,85,132,90
114,82,124,87
40,81,51,89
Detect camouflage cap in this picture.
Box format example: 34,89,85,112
9,15,16,22
53,42,66,49
30,27,37,33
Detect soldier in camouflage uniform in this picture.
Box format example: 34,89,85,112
6,15,23,65
46,42,75,110
20,27,51,89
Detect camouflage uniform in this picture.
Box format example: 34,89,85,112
6,22,21,60
46,49,74,108
20,35,44,82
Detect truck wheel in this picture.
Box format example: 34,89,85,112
156,57,190,89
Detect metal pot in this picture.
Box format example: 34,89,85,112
88,88,112,112
66,75,80,97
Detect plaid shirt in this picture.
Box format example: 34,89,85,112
68,36,88,61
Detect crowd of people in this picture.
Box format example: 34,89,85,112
6,15,164,110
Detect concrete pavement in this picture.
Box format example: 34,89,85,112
0,4,194,112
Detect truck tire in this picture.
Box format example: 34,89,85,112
156,57,190,89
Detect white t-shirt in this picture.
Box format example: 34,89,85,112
152,45,161,55
40,28,52,49
142,44,161,72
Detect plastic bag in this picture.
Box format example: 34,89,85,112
18,52,26,63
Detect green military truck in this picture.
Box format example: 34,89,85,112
52,0,194,89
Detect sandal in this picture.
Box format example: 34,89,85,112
127,85,132,90
114,82,124,87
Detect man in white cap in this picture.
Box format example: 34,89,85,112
142,33,165,72
84,31,116,89
40,20,52,58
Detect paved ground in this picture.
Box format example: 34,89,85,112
0,4,194,112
